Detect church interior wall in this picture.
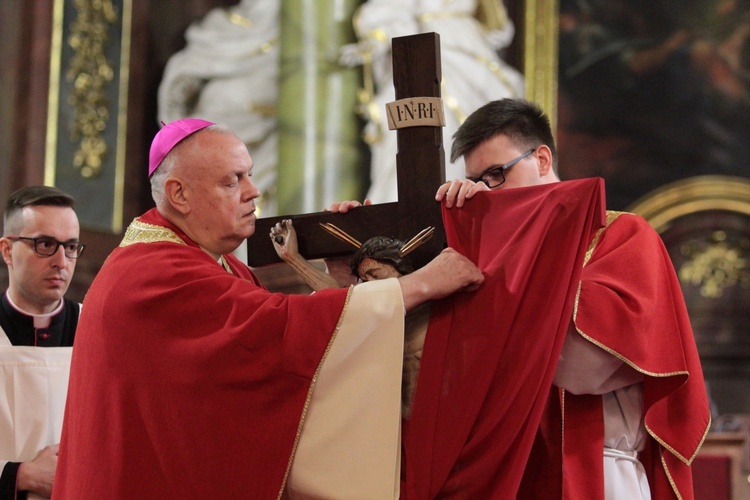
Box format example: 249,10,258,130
1,1,749,471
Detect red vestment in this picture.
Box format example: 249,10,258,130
521,211,710,499
403,178,607,498
54,209,350,499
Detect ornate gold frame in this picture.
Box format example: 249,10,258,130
627,176,750,233
45,0,132,233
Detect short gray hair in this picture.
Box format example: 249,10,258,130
150,124,226,206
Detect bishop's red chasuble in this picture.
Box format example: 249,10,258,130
54,209,355,499
402,178,607,498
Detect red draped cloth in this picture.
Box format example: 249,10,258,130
54,209,349,499
522,212,710,499
402,178,607,498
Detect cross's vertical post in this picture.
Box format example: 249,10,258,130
246,32,446,269
392,32,446,261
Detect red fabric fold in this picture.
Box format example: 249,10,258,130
403,178,606,498
55,209,349,499
522,211,710,500
572,212,710,498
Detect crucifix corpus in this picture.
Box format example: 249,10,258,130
246,32,447,287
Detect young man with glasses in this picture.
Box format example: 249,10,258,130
0,185,84,499
435,99,709,499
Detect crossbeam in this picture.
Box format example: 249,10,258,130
246,32,446,268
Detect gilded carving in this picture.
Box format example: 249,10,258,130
679,231,750,299
66,0,118,178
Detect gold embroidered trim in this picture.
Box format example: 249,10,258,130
575,212,686,376
119,218,186,247
574,209,710,471
660,451,683,500
277,285,355,499
561,389,566,486
582,211,626,267
645,414,712,466
575,329,690,379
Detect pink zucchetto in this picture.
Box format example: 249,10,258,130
148,118,215,177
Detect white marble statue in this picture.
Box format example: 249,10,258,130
158,0,281,215
340,0,525,202
159,0,524,209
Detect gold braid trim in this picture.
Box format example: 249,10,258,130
561,389,566,479
277,285,355,499
119,218,187,247
120,219,235,274
574,210,712,469
646,414,712,466
660,451,683,500
573,210,689,377
573,328,690,378
582,211,629,267
574,210,686,376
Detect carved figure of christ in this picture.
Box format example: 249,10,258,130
245,33,446,279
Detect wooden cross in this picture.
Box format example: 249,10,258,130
245,32,446,273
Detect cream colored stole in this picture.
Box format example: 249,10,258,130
285,278,405,499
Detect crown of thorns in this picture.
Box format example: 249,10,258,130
318,223,434,257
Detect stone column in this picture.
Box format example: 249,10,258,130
276,0,366,214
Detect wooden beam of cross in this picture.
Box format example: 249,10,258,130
245,32,446,269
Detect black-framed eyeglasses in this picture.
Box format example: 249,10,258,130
6,236,86,259
468,148,537,188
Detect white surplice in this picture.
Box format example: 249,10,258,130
0,328,72,499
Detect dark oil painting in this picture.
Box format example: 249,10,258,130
556,0,750,210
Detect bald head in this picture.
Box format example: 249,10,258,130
150,126,261,258
150,125,228,208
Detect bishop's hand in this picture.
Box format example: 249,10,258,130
398,248,484,311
